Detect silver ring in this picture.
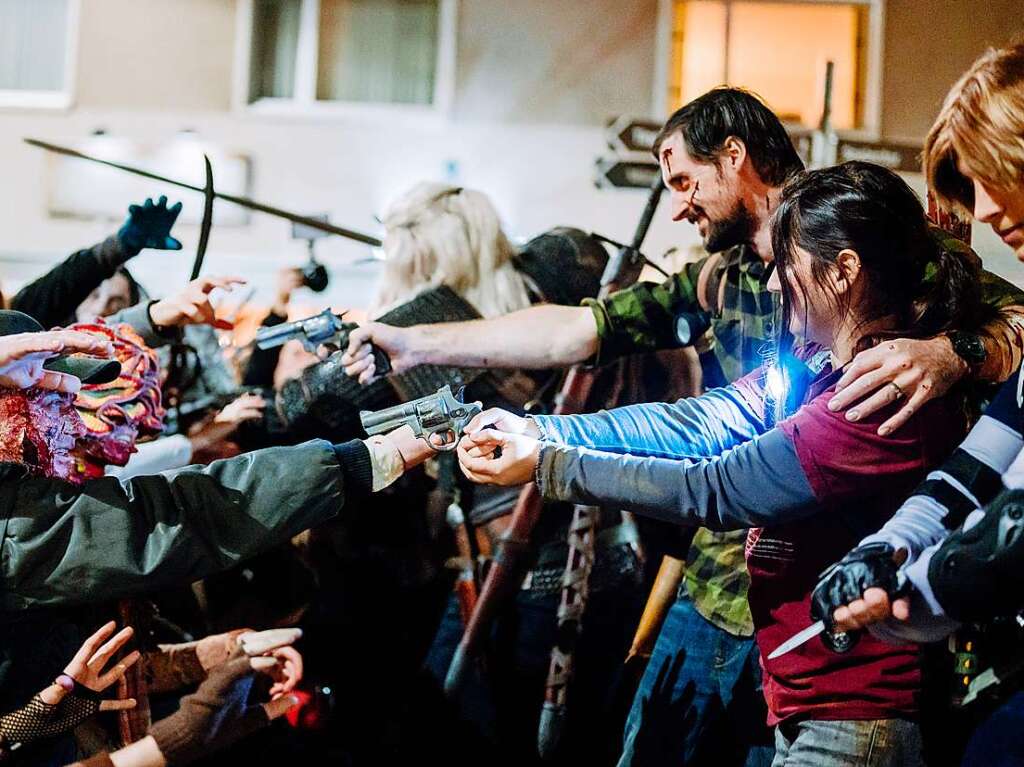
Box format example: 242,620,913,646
889,381,904,400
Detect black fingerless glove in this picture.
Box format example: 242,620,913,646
811,542,902,629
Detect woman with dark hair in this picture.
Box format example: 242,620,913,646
74,267,145,324
453,161,989,766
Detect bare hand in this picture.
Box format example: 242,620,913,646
0,330,113,393
457,428,542,486
149,276,246,331
53,620,141,711
464,407,540,439
237,627,303,657
235,628,303,698
188,393,265,455
215,392,266,425
377,423,436,470
341,323,416,384
828,336,967,436
265,646,303,699
831,588,911,632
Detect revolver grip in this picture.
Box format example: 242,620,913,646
370,344,392,376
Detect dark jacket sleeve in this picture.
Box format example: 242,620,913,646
242,311,288,387
0,440,370,609
10,237,128,328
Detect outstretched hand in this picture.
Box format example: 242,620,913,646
149,276,246,331
148,646,300,766
828,336,967,436
118,196,184,254
61,620,142,703
463,407,540,439
342,323,415,384
457,426,541,487
0,622,139,751
0,330,113,393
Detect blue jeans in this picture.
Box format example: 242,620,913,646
961,691,1024,767
772,718,923,767
618,595,774,767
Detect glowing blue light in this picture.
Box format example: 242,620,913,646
765,365,787,402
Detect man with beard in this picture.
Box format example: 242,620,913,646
341,88,1024,766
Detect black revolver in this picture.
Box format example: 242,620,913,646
360,385,482,451
255,308,391,375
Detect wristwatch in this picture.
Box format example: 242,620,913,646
947,330,987,371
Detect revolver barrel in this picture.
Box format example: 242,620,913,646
360,401,419,436
255,323,301,350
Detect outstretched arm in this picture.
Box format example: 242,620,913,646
342,303,599,382
2,428,433,610
460,385,947,532
529,378,767,460
341,262,711,383
463,377,765,463
534,430,816,530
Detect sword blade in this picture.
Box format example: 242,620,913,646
768,620,825,660
191,154,214,281
25,137,383,248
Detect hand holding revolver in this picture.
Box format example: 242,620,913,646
359,385,482,452
255,309,392,375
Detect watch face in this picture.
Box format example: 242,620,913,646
953,332,987,364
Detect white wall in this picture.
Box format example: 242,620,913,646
0,108,691,309
0,0,681,310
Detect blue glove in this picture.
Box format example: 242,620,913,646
117,195,183,255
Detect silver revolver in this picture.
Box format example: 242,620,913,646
255,308,391,375
360,385,482,451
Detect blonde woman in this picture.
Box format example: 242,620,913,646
256,182,635,765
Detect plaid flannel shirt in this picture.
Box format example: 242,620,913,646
585,227,1024,637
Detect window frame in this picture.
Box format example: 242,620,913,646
233,0,458,121
654,0,885,140
0,0,81,111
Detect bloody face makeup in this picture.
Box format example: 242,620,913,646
68,322,165,483
0,388,87,481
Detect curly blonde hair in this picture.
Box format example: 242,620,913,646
373,183,531,318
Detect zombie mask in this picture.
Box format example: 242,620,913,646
68,321,165,482
0,388,88,481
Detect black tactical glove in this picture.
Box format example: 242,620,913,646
811,542,904,630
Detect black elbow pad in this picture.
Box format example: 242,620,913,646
928,488,1024,622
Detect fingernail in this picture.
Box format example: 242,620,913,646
828,399,840,411
878,426,890,436
846,410,859,421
